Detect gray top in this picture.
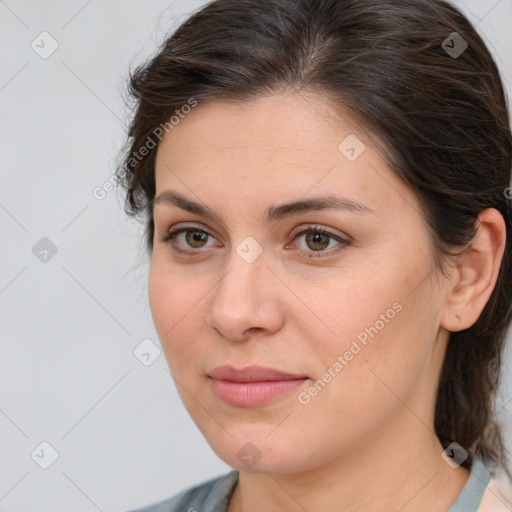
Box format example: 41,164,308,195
127,458,491,512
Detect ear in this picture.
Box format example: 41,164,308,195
440,208,507,332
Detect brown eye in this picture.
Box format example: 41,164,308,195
184,230,209,248
161,227,217,251
304,232,331,251
291,227,351,258
160,224,351,259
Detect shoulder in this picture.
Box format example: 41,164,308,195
125,470,239,512
477,475,512,512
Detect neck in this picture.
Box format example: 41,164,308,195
227,411,470,512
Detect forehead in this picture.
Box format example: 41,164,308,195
157,92,348,159
153,92,421,221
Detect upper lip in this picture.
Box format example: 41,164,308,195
208,365,308,382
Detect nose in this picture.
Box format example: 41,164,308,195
206,250,285,341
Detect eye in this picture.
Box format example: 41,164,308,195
288,226,350,258
160,225,218,252
159,223,351,258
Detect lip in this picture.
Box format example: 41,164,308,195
208,365,307,382
208,365,309,407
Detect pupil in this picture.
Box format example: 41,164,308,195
307,232,329,251
187,231,207,247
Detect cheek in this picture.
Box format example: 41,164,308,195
307,250,437,385
149,255,198,328
148,260,209,367
148,261,173,335
315,275,438,417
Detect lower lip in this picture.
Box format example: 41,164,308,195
209,378,308,407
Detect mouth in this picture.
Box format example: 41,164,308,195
208,364,308,382
208,365,309,407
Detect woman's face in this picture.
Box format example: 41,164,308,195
149,92,451,473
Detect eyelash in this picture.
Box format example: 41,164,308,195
159,224,351,259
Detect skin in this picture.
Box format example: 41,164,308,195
148,91,506,512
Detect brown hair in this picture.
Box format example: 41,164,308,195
116,0,512,478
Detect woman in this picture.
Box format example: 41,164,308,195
117,0,512,510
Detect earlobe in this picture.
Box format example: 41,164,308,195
440,208,506,333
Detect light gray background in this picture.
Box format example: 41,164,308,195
0,1,511,511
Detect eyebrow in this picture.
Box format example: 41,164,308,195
151,190,376,223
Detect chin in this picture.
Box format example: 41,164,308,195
205,433,315,475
